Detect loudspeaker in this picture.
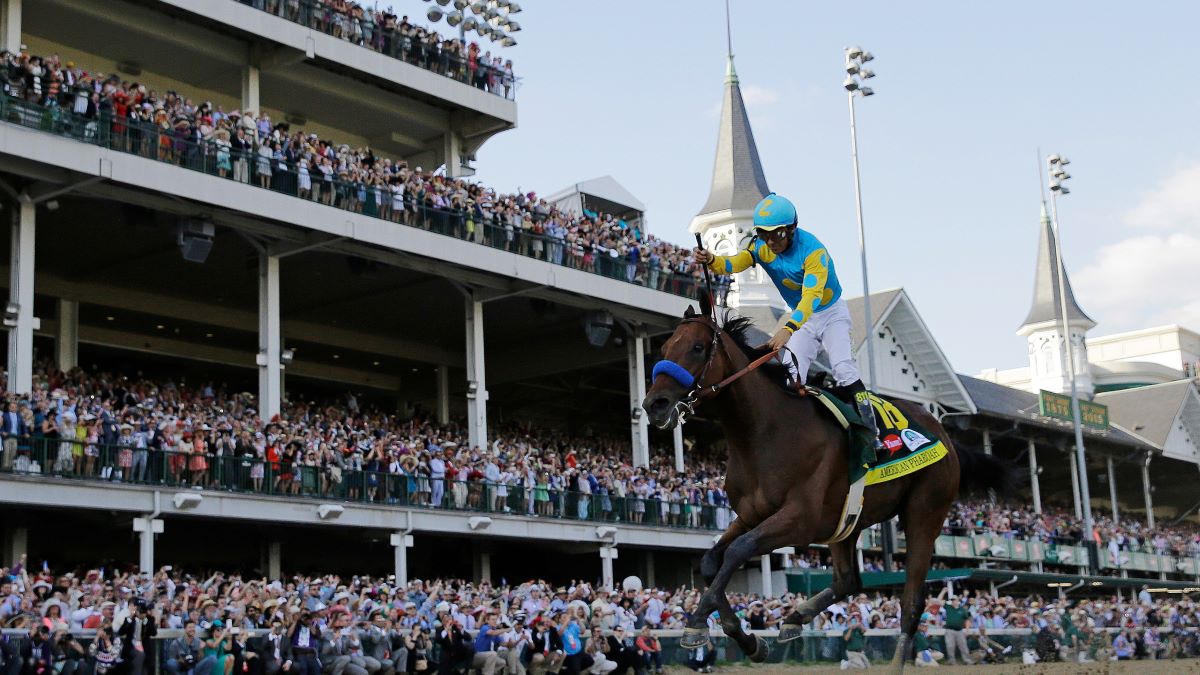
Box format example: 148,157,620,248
177,218,215,263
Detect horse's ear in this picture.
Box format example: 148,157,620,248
698,291,712,317
684,305,696,318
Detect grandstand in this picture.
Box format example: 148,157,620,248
0,0,1197,633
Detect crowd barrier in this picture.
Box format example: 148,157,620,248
1,625,1196,671
0,436,733,532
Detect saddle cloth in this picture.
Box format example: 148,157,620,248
808,388,948,486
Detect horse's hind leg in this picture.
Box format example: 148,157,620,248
778,533,863,642
888,499,949,673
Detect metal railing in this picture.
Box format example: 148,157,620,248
0,94,698,298
2,626,1195,672
232,0,519,99
0,436,730,532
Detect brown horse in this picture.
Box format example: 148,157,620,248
642,307,1014,673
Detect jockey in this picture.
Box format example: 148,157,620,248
693,192,883,460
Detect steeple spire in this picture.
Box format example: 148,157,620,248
689,0,768,227
1019,200,1095,332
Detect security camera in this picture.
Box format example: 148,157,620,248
845,61,860,75
860,87,875,97
861,51,874,62
595,526,618,540
843,77,859,92
845,46,863,60
860,68,875,79
1047,154,1062,165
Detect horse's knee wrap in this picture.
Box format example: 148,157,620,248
777,623,804,644
679,627,708,650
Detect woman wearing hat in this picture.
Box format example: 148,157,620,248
214,128,232,178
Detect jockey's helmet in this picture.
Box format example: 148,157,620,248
752,192,797,231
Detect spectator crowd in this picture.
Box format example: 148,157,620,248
0,361,734,532
1,556,1198,675
1,49,717,297
237,0,517,99
946,500,1200,563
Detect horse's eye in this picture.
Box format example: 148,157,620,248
692,342,705,353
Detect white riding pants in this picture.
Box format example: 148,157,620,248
783,298,861,386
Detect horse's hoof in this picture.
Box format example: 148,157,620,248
776,623,804,644
748,635,769,663
679,627,708,649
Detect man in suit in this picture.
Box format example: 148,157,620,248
361,611,398,675
248,618,290,675
0,401,28,470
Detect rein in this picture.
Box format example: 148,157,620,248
651,317,782,425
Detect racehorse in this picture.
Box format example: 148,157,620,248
642,305,1015,673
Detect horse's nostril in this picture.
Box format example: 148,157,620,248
645,395,670,414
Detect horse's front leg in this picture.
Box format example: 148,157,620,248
685,508,811,662
700,518,746,584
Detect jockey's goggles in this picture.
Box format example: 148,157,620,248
755,225,794,242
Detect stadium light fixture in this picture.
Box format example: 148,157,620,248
427,0,522,47
843,45,879,389
1046,151,1094,556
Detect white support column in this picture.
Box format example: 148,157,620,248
1027,440,1042,514
1142,455,1155,529
629,330,649,467
0,0,20,55
436,365,450,425
258,255,282,420
479,551,492,583
241,64,260,115
599,545,617,591
672,423,684,472
55,298,78,372
4,526,26,566
1107,456,1119,522
760,554,773,598
390,532,413,587
131,516,163,574
265,541,282,579
6,197,34,394
442,129,462,179
982,428,992,455
1068,447,1082,520
464,295,488,451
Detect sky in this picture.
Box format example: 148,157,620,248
463,0,1200,375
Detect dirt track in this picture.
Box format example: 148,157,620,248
686,659,1197,673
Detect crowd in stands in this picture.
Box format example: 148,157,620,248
0,49,714,297
4,358,1200,556
946,500,1200,561
237,0,517,99
0,361,734,531
1,556,1197,675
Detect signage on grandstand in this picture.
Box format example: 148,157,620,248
1038,390,1108,430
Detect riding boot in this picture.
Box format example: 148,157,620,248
846,379,883,464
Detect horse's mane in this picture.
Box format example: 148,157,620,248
720,314,797,393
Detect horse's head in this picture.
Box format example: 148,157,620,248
642,306,737,429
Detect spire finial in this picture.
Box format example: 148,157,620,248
724,0,738,84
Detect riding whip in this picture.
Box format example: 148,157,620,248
694,233,716,318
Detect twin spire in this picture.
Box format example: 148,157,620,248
693,2,769,222
1019,200,1094,332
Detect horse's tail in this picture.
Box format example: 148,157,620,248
956,445,1021,498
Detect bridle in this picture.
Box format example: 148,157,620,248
650,316,781,427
